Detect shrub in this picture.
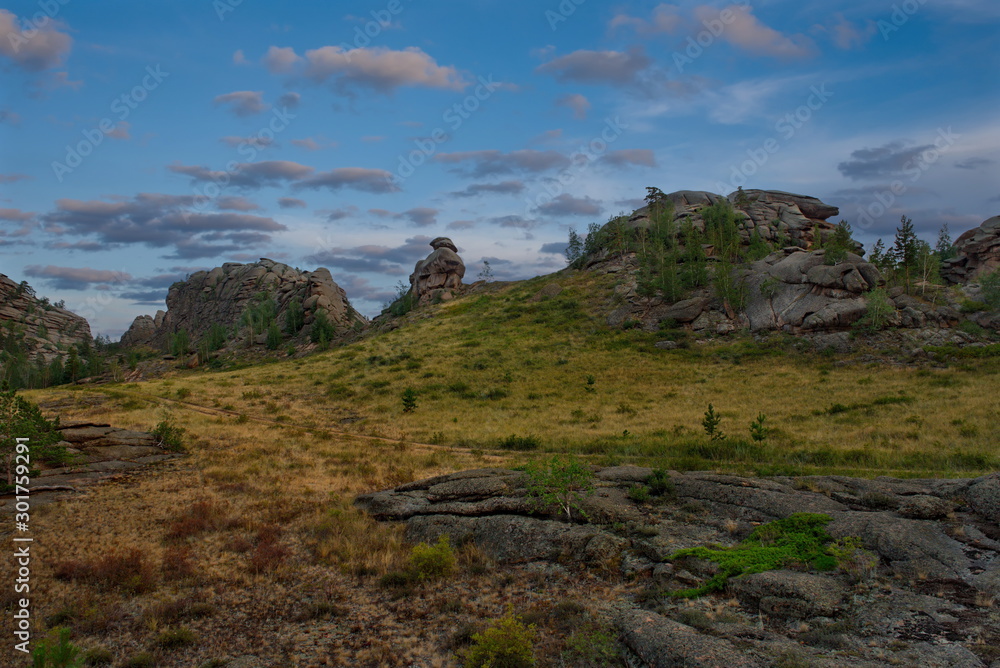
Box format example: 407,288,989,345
123,653,155,668
82,646,113,666
0,389,62,491
284,297,305,335
55,548,157,595
265,322,282,350
154,627,196,650
310,309,336,346
152,416,185,451
31,627,83,667
561,623,620,666
668,513,835,597
981,270,1000,309
855,288,894,332
749,413,769,443
463,608,537,668
827,536,879,582
646,469,675,498
409,535,457,581
524,457,594,522
498,435,540,451
627,484,651,503
169,329,190,356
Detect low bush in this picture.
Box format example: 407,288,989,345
498,435,540,451
463,608,537,668
409,535,457,581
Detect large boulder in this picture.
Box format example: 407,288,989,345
941,215,1000,283
121,259,366,349
408,237,466,304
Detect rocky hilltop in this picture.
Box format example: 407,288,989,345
0,273,91,361
121,258,366,349
596,189,994,346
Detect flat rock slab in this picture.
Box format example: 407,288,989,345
616,607,765,667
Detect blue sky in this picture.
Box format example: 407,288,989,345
1,0,998,337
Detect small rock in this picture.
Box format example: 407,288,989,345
898,495,952,520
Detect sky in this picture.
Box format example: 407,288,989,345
1,0,998,338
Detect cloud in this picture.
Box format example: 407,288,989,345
233,49,248,65
40,192,287,259
106,121,131,140
535,47,651,86
278,197,307,209
540,241,569,254
447,220,475,230
119,290,166,304
955,157,995,170
0,207,34,222
0,9,73,72
24,265,131,290
305,235,433,274
276,91,300,109
262,46,301,73
837,141,937,180
0,108,21,125
609,4,684,35
450,180,525,198
601,149,657,168
695,5,814,59
300,45,467,93
555,93,590,120
213,90,268,117
320,206,358,221
0,173,31,184
815,13,877,50
328,274,397,305
295,167,399,193
216,196,261,212
434,149,570,177
366,207,439,227
535,194,602,217
169,160,313,189
487,214,537,231
291,137,337,151
219,135,276,149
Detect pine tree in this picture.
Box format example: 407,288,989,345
891,215,919,290
934,224,955,261
565,229,583,266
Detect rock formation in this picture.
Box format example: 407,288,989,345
358,467,1000,667
941,215,1000,283
409,237,465,304
625,189,846,251
0,273,92,361
121,259,366,349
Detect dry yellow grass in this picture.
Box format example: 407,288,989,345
5,268,997,665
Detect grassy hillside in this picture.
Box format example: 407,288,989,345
12,266,999,666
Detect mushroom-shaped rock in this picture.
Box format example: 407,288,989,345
410,238,466,303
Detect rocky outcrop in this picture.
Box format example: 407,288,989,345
941,215,1000,283
409,237,465,304
626,189,845,251
122,259,366,349
0,273,91,362
358,468,1000,667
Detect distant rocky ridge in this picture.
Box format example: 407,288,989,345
0,273,91,361
122,258,366,348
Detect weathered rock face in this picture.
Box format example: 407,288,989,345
0,273,92,361
627,189,845,251
409,237,465,304
358,468,1000,667
122,259,366,348
941,215,1000,283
